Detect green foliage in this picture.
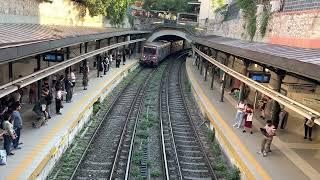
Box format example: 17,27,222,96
143,0,194,13
260,10,270,38
72,0,128,26
151,170,161,177
247,16,257,41
237,0,257,41
211,0,225,11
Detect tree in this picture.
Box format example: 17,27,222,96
143,0,194,13
72,0,128,26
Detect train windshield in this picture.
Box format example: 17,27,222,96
144,47,156,55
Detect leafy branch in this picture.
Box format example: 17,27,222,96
237,0,257,41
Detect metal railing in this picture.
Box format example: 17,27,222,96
0,38,146,99
194,46,320,125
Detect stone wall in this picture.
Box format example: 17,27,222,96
0,0,104,27
203,6,320,48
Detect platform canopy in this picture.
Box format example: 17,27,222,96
0,23,149,64
191,35,320,82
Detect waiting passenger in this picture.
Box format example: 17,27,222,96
243,104,253,134
304,117,315,141
122,51,126,65
28,83,37,104
82,62,89,90
233,100,245,128
259,120,276,157
70,69,76,93
64,76,73,103
12,103,23,149
32,99,49,128
1,112,16,156
55,87,66,115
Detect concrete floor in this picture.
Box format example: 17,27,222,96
186,58,320,180
0,58,138,179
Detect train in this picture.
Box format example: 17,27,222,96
140,40,184,66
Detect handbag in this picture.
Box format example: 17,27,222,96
306,119,315,127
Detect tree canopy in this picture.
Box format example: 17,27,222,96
143,0,194,13
72,0,128,26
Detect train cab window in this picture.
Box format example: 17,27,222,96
144,47,156,55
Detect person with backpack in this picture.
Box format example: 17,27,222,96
1,112,16,156
12,102,23,149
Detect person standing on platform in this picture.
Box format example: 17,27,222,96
29,83,37,104
64,76,73,103
70,69,76,94
122,50,126,65
259,120,276,157
233,100,245,128
115,53,120,68
243,104,254,134
83,62,89,90
109,52,113,67
55,87,65,115
259,95,268,120
1,113,16,156
304,117,315,141
12,103,23,149
102,56,108,75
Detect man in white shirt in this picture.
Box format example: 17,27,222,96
70,70,76,93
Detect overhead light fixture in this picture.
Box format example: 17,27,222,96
265,68,269,72
254,64,258,68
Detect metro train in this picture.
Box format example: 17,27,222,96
140,40,184,66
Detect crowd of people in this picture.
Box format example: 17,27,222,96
232,95,316,157
0,48,129,160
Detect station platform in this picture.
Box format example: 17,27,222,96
185,58,320,180
0,58,138,179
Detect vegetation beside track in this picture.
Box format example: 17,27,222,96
48,66,142,179
129,62,168,180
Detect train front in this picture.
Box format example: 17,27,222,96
140,45,158,66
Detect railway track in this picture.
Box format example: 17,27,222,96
70,68,154,179
160,56,217,179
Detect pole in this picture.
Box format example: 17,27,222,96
271,71,286,128
204,62,208,81
239,59,250,101
210,66,215,90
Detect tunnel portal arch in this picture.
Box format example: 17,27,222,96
147,28,192,43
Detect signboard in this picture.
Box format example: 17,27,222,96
249,72,271,83
43,53,64,62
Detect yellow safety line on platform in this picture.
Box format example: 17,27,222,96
186,61,271,180
8,62,137,180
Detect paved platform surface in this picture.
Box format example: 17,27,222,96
0,58,138,179
186,58,320,180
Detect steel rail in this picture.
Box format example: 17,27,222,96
109,68,156,180
159,65,170,180
123,68,159,180
161,52,190,179
0,38,146,98
69,68,144,180
178,59,218,180
194,47,320,125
